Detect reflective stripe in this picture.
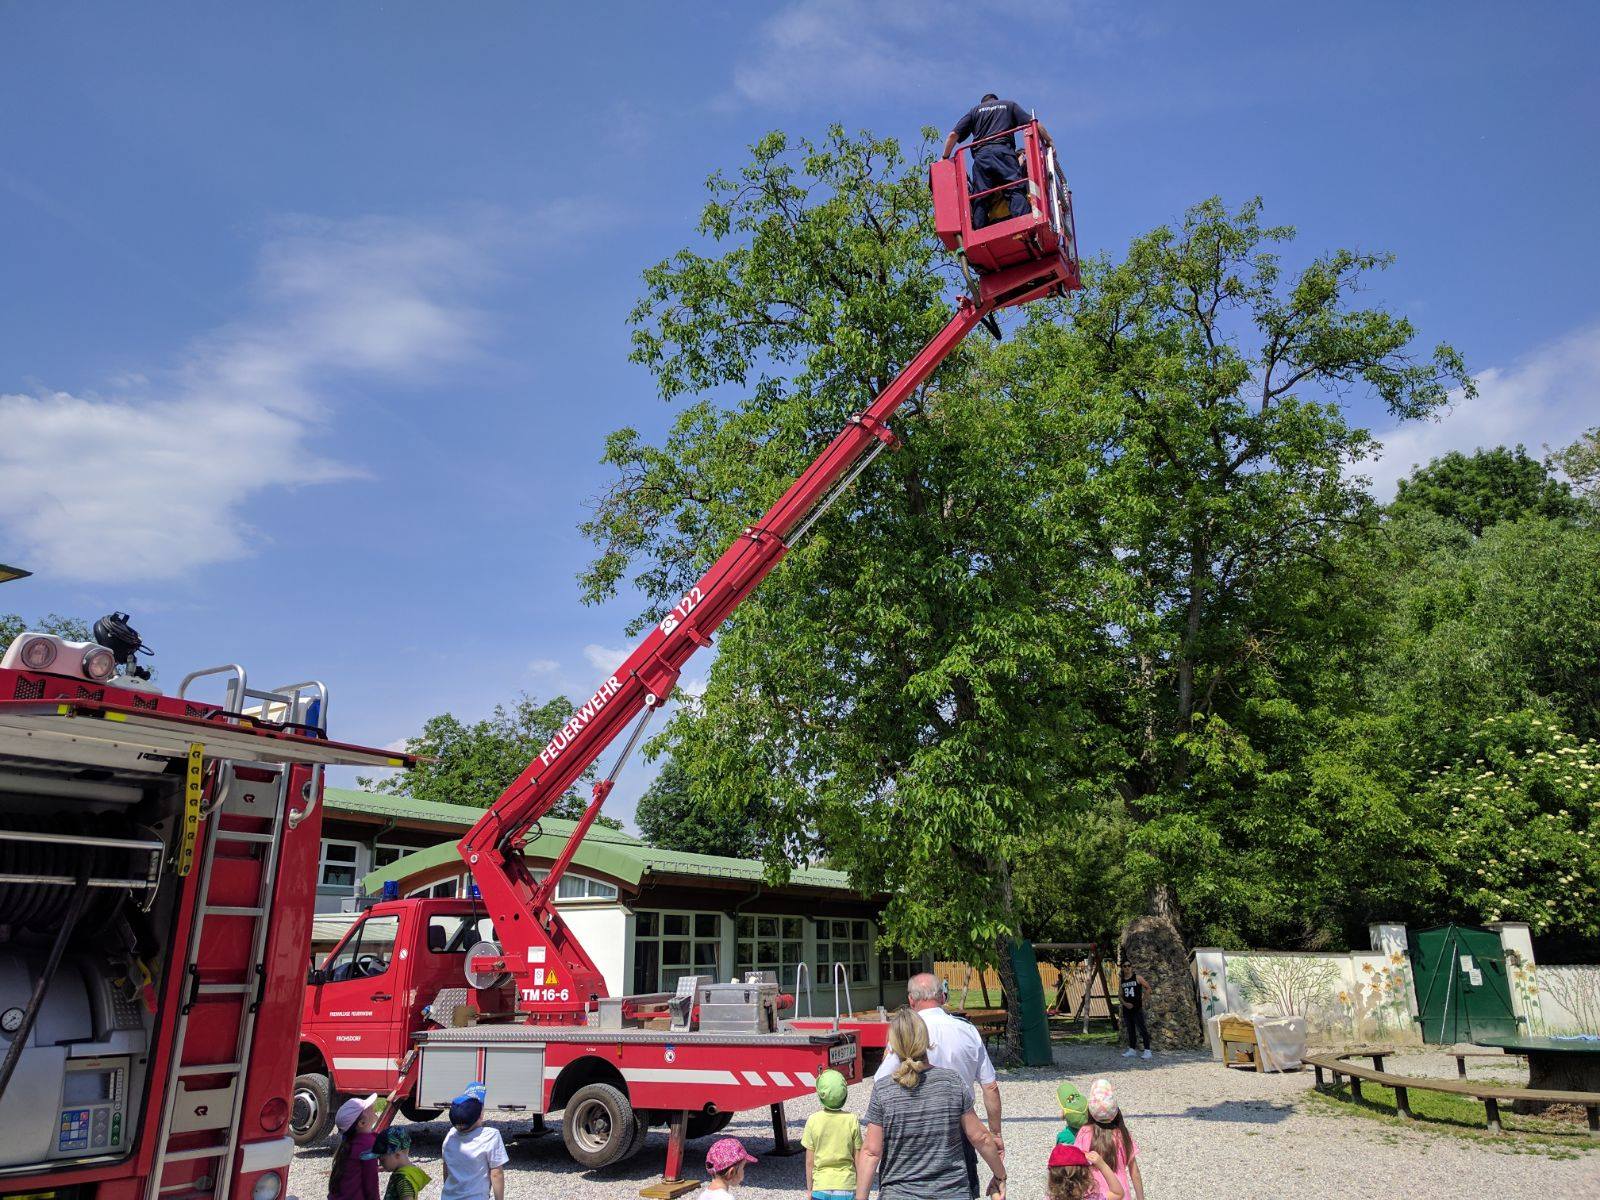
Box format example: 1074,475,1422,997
619,1068,742,1086
333,1057,397,1071
768,1071,793,1087
740,1071,764,1086
797,1072,816,1087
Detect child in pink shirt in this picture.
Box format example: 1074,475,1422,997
1073,1079,1143,1200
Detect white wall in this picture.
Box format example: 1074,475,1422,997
560,904,630,997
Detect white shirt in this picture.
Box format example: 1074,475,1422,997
439,1124,508,1200
874,1004,997,1093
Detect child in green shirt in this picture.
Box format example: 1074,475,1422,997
365,1128,432,1200
1055,1081,1090,1145
801,1069,861,1200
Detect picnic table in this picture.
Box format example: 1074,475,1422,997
1477,1034,1600,1106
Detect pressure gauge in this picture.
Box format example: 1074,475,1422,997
0,1007,23,1035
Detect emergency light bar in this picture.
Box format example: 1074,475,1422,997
0,632,118,684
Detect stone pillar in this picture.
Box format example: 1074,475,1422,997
1122,911,1205,1050
1369,923,1417,1019
1487,921,1539,1031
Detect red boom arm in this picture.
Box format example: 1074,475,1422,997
460,146,1080,1019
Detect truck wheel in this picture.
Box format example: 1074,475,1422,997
561,1083,637,1169
290,1073,335,1146
399,1099,443,1124
683,1110,733,1140
622,1113,649,1161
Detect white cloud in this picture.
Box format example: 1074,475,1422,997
583,643,632,674
1365,321,1600,500
0,215,497,583
730,0,1133,110
526,657,560,676
0,202,622,586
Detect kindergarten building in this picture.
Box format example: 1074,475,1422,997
311,787,926,1009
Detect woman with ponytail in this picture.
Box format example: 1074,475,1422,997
854,1008,1007,1200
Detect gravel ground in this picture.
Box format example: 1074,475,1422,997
289,1045,1600,1200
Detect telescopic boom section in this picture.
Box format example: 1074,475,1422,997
460,136,1080,1020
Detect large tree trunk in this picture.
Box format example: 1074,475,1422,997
994,934,1024,1066
1120,884,1205,1050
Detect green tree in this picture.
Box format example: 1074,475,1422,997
358,693,620,828
633,755,761,858
584,126,1112,1059
1421,710,1600,936
1548,426,1600,501
1390,446,1580,534
1003,197,1470,1041
0,612,91,646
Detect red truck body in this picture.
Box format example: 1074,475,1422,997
0,650,409,1200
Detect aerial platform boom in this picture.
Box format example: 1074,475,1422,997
459,119,1080,1020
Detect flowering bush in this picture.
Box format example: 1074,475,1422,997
1425,710,1600,935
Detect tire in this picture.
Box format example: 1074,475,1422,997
290,1073,334,1147
561,1082,636,1170
399,1099,443,1123
684,1110,732,1140
862,1047,885,1076
621,1113,649,1161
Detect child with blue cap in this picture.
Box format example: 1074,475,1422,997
440,1083,506,1200
800,1068,860,1200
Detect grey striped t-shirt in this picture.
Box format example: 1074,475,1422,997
864,1066,974,1200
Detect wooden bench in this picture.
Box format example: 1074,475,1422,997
1305,1052,1600,1135
1341,1046,1529,1080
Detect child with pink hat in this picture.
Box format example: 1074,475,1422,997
1072,1079,1143,1200
684,1136,757,1198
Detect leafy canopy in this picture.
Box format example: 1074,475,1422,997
1390,446,1580,535
358,693,619,828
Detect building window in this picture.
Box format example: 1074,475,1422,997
371,842,413,871
531,869,619,901
737,915,806,987
406,876,462,899
634,910,721,994
318,840,364,890
879,945,924,983
817,918,871,984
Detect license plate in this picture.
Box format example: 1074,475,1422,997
829,1042,856,1066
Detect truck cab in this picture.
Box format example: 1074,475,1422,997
295,899,491,1143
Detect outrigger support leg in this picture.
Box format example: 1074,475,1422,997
639,1112,698,1199
765,1102,801,1157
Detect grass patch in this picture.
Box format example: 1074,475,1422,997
1305,1081,1595,1157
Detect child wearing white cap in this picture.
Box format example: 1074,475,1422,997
328,1094,381,1200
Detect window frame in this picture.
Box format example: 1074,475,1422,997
322,912,400,980
633,908,723,994
736,913,808,987
816,917,873,984
317,838,366,890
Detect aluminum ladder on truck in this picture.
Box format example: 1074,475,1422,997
146,673,328,1200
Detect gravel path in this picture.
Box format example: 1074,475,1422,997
289,1045,1600,1200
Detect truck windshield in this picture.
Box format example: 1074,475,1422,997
427,914,495,953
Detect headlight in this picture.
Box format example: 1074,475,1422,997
81,646,117,683
18,636,57,670
251,1172,283,1200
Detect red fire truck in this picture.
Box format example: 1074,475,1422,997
0,619,412,1200
294,119,1079,1191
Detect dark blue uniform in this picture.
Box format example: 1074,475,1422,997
952,98,1031,226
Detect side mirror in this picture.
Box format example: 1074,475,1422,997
307,966,327,986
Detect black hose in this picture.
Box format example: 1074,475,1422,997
0,870,92,1100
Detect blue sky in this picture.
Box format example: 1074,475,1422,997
3,1,1598,825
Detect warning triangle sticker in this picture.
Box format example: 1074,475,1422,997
546,969,560,986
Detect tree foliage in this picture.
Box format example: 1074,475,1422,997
358,693,619,828
0,612,90,646
1547,426,1600,501
1390,446,1580,534
633,754,762,858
